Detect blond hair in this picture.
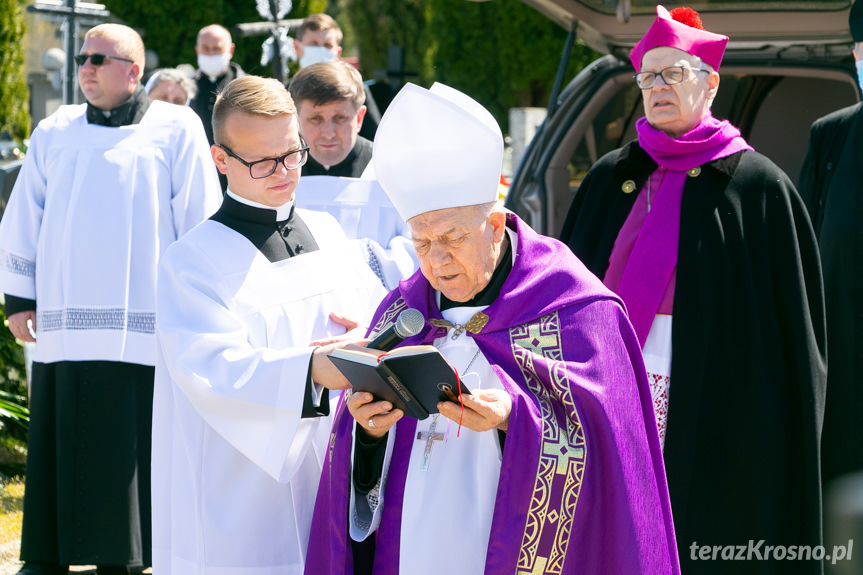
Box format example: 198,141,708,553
213,76,297,146
288,60,365,111
84,24,145,79
296,13,343,45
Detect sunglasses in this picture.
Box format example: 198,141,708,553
74,53,134,67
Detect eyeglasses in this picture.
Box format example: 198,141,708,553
219,141,310,179
74,53,135,67
633,65,710,90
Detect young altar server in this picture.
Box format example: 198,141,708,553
152,75,386,575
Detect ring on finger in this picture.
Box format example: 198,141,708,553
368,417,377,430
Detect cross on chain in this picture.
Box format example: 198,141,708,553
416,415,446,472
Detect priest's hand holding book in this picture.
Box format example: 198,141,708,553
332,345,512,434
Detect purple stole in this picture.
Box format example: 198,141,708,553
606,114,752,346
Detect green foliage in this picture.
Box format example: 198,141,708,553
0,303,27,433
0,0,31,141
426,0,598,132
103,0,325,77
337,0,598,133
340,0,433,87
0,301,29,477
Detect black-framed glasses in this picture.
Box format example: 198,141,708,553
74,53,135,67
633,65,710,90
219,140,309,179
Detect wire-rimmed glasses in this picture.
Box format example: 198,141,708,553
634,65,710,90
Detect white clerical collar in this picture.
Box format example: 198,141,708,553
226,188,294,221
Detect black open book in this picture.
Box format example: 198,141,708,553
329,345,472,420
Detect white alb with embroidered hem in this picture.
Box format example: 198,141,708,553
0,101,221,366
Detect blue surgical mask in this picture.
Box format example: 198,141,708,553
299,45,337,69
856,60,863,93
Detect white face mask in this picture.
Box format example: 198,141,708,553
856,60,863,93
299,45,337,69
198,53,231,77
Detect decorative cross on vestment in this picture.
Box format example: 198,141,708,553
416,415,446,471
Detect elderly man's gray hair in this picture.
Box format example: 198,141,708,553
145,68,198,102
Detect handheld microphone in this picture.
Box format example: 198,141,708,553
367,308,425,351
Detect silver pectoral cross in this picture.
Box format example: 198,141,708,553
416,415,446,471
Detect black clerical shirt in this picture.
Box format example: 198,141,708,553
303,136,373,178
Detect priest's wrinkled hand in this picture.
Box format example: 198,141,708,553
312,342,379,390
309,312,368,346
438,389,511,432
7,310,36,343
348,391,403,439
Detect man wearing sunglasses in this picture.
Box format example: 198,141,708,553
152,75,386,575
0,23,221,575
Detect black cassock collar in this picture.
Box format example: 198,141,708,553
210,194,319,263
86,84,150,127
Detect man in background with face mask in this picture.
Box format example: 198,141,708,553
191,25,246,190
798,2,863,567
294,13,381,140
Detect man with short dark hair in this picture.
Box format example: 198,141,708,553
289,60,370,177
289,61,417,289
293,13,381,140
0,23,220,575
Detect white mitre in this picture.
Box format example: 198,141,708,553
372,82,504,222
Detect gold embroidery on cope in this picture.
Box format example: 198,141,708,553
511,312,586,575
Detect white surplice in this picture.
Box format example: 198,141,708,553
293,176,418,289
0,100,222,365
153,209,387,575
349,304,506,575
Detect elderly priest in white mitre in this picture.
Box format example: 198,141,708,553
305,82,681,575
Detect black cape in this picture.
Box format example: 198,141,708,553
798,102,863,488
561,141,826,575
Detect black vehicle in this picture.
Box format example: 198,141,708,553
506,0,858,237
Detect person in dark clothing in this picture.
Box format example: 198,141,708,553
190,24,245,191
798,2,863,567
560,6,826,574
293,13,381,141
289,60,372,178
